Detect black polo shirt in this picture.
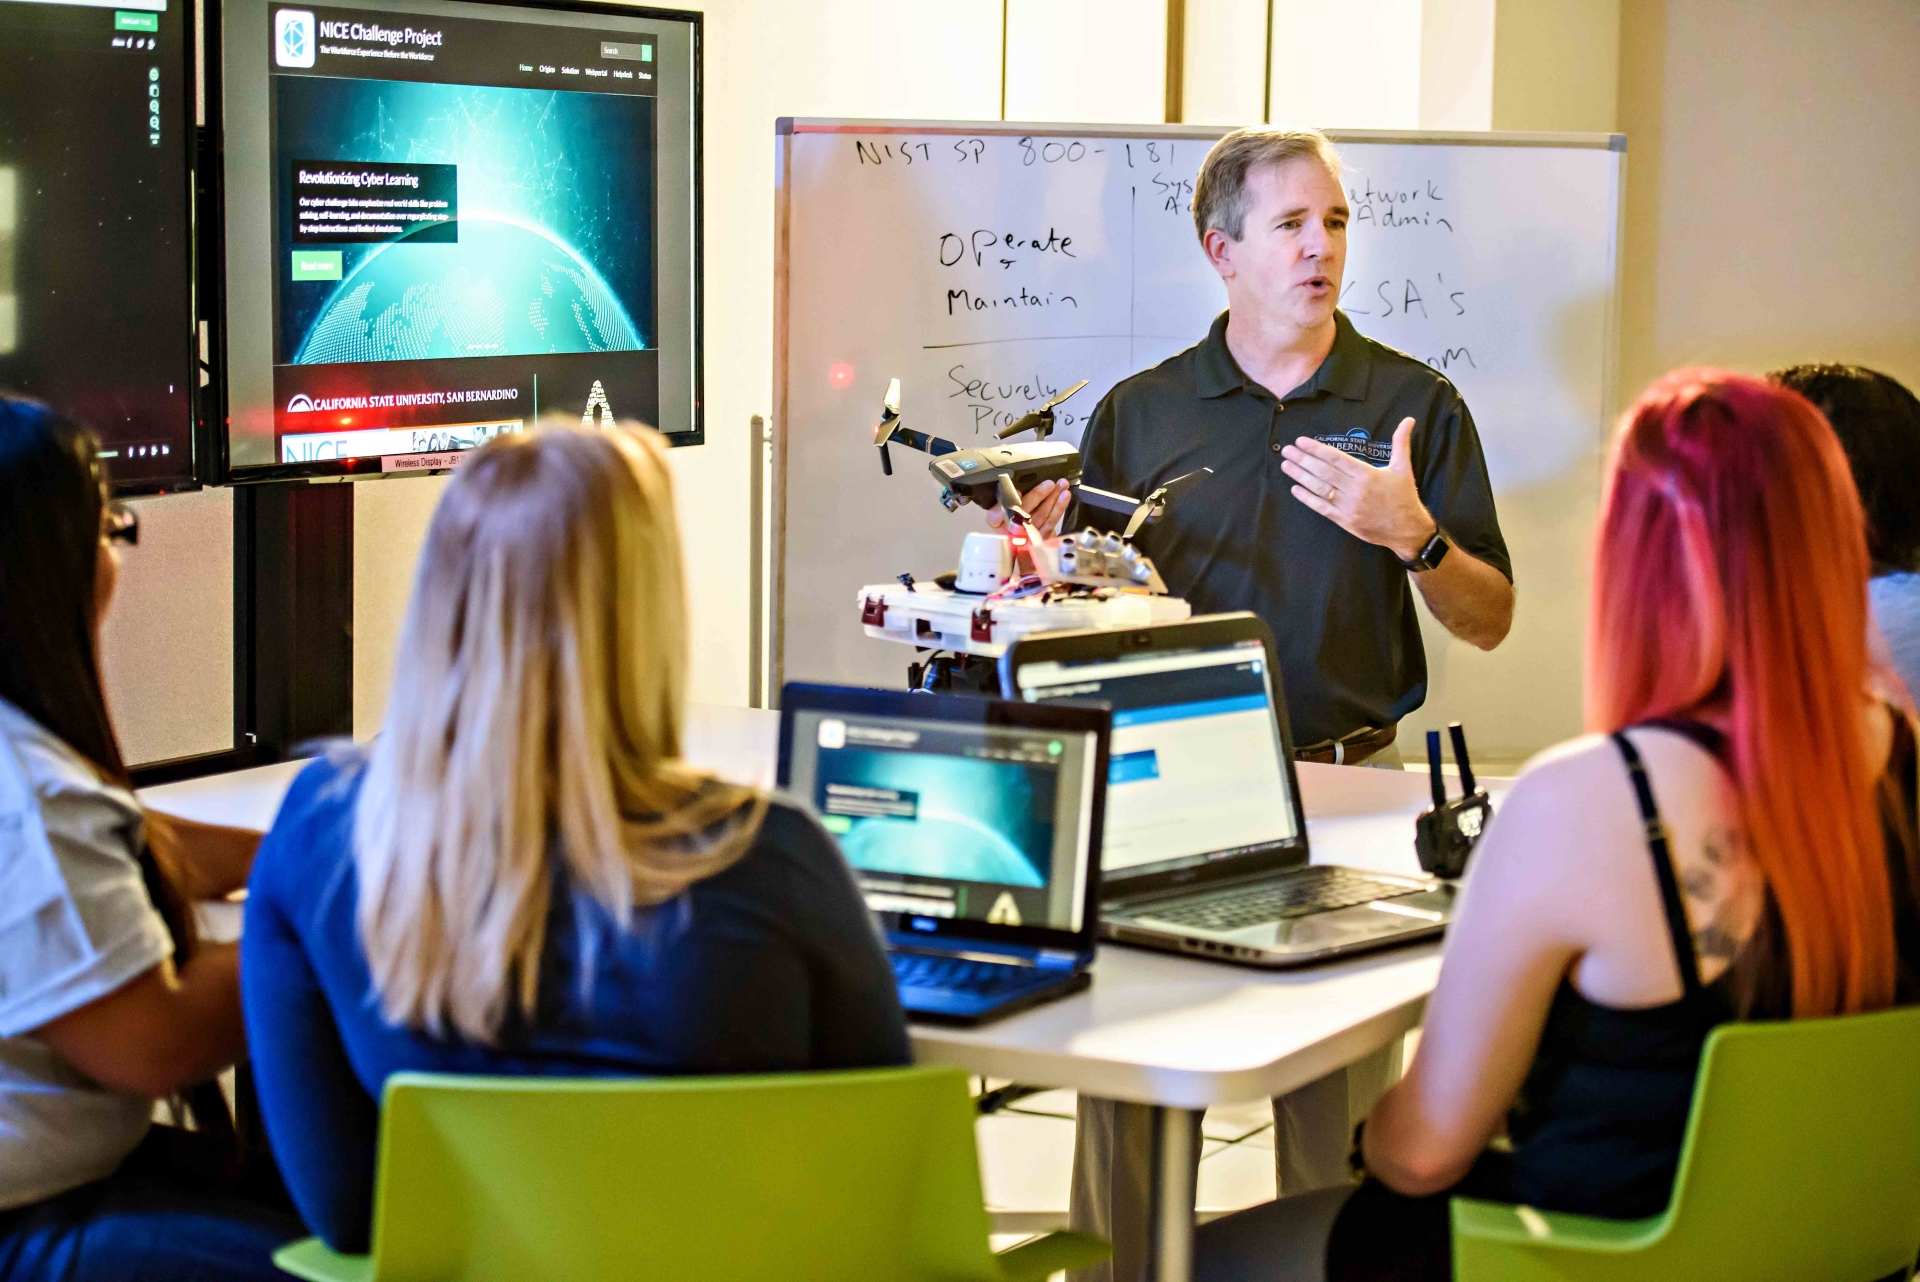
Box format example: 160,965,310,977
1074,310,1511,746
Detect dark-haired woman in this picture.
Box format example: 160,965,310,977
0,395,299,1279
1770,364,1920,699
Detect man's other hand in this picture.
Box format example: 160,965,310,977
1280,417,1435,560
985,478,1073,537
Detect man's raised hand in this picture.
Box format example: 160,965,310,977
1279,417,1436,562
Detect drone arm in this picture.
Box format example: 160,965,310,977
893,426,958,457
1075,485,1148,516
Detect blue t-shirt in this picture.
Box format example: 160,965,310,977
242,752,910,1251
1872,573,1920,704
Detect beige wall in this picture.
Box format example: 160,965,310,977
1492,0,1619,132
1618,0,1920,399
1419,0,1495,129
351,476,445,738
1006,0,1166,123
1182,0,1267,124
1270,0,1425,128
99,487,234,765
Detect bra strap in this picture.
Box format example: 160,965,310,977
1611,732,1704,998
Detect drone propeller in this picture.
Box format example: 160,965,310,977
995,475,1033,526
872,378,956,474
1122,467,1214,539
1041,378,1088,412
995,379,1091,441
873,378,904,474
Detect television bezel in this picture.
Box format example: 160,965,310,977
2,0,208,494
210,0,705,485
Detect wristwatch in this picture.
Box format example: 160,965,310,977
1399,527,1451,573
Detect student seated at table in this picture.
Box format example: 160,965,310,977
1195,369,1920,1282
243,420,911,1252
0,395,301,1280
1769,364,1920,700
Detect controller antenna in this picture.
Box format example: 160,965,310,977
1448,722,1477,796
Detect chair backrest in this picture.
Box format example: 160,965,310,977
1659,1004,1920,1279
364,1066,1006,1282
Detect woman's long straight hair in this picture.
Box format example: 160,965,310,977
0,398,125,779
0,395,239,1146
1587,369,1893,1016
353,421,767,1044
0,396,198,949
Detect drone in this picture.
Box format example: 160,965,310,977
871,377,1211,536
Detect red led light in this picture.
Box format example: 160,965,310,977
828,362,854,390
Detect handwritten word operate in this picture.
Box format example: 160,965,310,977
939,227,1077,269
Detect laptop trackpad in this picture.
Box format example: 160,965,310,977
1135,890,1452,952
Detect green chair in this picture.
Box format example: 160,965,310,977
1453,1004,1920,1281
274,1065,1108,1282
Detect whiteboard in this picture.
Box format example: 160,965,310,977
773,120,1624,761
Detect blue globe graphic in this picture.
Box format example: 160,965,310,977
839,811,1045,888
295,216,643,365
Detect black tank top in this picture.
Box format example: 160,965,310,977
1500,715,1920,1219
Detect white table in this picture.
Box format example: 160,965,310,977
141,703,1482,1282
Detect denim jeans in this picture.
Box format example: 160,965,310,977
0,1128,301,1282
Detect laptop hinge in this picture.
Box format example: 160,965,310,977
1035,949,1080,970
890,942,1037,967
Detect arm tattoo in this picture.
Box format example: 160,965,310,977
1680,826,1757,969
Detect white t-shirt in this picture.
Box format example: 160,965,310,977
0,697,172,1210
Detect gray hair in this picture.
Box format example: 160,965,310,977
1192,128,1343,244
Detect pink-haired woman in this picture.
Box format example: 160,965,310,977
1197,370,1920,1281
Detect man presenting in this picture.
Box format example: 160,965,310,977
996,128,1514,1280
998,127,1513,765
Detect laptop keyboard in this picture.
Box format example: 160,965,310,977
1140,867,1417,932
891,952,1043,996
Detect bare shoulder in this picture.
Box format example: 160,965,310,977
1457,725,1763,998
1490,732,1644,850
1459,734,1645,908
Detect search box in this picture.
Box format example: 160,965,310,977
598,40,652,61
6,0,167,10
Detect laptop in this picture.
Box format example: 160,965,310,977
998,614,1455,968
777,683,1110,1025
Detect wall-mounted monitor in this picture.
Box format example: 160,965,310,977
219,0,700,480
0,0,200,493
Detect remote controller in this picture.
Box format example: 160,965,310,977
1415,722,1493,880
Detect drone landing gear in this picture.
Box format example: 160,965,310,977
907,651,1001,696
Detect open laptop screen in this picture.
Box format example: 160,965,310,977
1013,638,1300,876
783,707,1097,934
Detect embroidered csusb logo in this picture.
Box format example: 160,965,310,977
1313,427,1393,466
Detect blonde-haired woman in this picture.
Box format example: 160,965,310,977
242,423,909,1252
